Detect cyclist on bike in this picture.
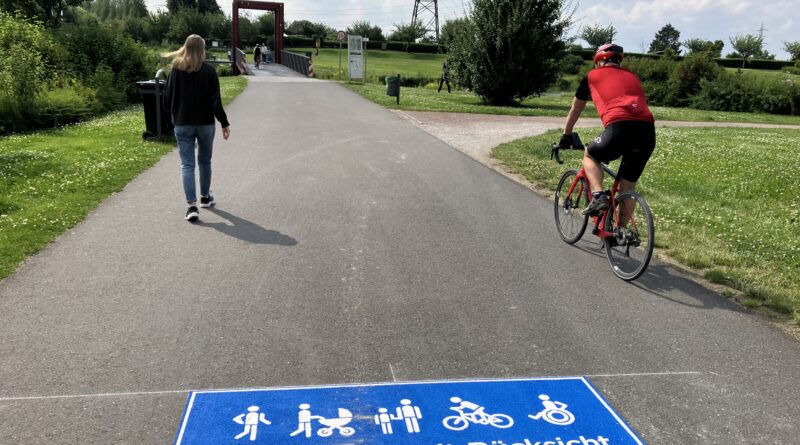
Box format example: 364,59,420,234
559,44,656,217
253,45,262,69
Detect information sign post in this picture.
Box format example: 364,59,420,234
348,35,364,81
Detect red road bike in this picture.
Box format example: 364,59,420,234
551,135,654,281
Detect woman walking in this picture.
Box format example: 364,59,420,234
163,34,231,222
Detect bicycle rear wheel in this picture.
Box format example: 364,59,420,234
604,192,654,281
554,169,590,244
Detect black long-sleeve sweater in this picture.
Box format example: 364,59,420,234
163,63,230,128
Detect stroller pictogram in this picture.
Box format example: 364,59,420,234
317,408,356,437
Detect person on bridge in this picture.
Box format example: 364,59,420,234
253,45,262,69
559,43,656,220
163,34,231,222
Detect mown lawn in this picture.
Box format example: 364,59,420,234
493,127,800,323
344,82,800,125
291,47,446,83
0,76,247,281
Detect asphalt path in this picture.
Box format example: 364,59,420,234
1,66,799,444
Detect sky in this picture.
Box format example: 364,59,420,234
144,0,799,59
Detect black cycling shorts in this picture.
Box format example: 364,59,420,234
586,120,656,182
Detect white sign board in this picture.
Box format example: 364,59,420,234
337,30,346,42
348,35,364,80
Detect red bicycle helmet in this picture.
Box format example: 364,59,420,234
593,43,624,63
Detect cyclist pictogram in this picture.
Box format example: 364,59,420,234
528,394,575,426
442,397,514,431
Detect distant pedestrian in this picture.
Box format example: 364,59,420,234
254,45,262,68
163,34,231,222
438,60,451,93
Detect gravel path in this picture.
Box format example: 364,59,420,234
394,110,800,166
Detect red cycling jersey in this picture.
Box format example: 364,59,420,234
577,65,654,127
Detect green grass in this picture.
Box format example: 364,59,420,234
492,127,800,323
344,82,800,125
724,67,800,82
291,47,446,83
0,76,247,281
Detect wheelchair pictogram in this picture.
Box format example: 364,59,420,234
528,394,575,426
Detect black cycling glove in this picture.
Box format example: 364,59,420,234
559,133,573,149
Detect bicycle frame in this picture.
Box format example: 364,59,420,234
565,163,620,240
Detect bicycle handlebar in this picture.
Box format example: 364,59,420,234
550,133,585,164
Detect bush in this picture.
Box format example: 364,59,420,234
215,64,233,77
0,11,53,132
559,54,585,75
692,71,800,115
623,55,676,105
668,54,722,106
55,18,154,102
29,85,97,127
91,64,127,111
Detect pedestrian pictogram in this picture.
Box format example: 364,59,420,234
232,405,271,441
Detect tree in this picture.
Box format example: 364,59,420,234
143,11,172,44
440,17,469,49
166,0,220,15
1,0,84,26
729,33,763,67
387,20,427,42
347,20,383,41
255,13,274,42
86,0,148,21
785,41,800,61
167,7,211,42
649,23,681,54
286,20,331,39
449,0,570,105
579,23,616,49
682,38,724,58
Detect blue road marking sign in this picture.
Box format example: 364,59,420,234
174,377,644,445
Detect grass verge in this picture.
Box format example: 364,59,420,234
0,76,247,281
492,127,800,324
343,82,800,126
294,48,445,84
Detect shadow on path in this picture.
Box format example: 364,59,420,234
568,237,741,313
198,207,298,246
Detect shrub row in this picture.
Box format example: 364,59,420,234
565,48,794,70
0,13,155,134
621,53,800,115
284,35,443,53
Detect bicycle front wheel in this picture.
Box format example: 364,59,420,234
554,169,590,244
604,193,654,281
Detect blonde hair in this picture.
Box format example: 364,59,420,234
164,34,206,73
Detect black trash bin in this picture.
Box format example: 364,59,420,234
386,74,400,104
136,79,172,140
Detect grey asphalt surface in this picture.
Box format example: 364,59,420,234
1,65,799,444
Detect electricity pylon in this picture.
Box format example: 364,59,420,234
412,0,440,41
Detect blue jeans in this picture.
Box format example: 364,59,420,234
174,125,215,204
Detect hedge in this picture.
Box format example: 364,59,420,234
284,35,443,53
563,49,794,70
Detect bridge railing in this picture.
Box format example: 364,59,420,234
281,50,311,77
234,48,249,75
